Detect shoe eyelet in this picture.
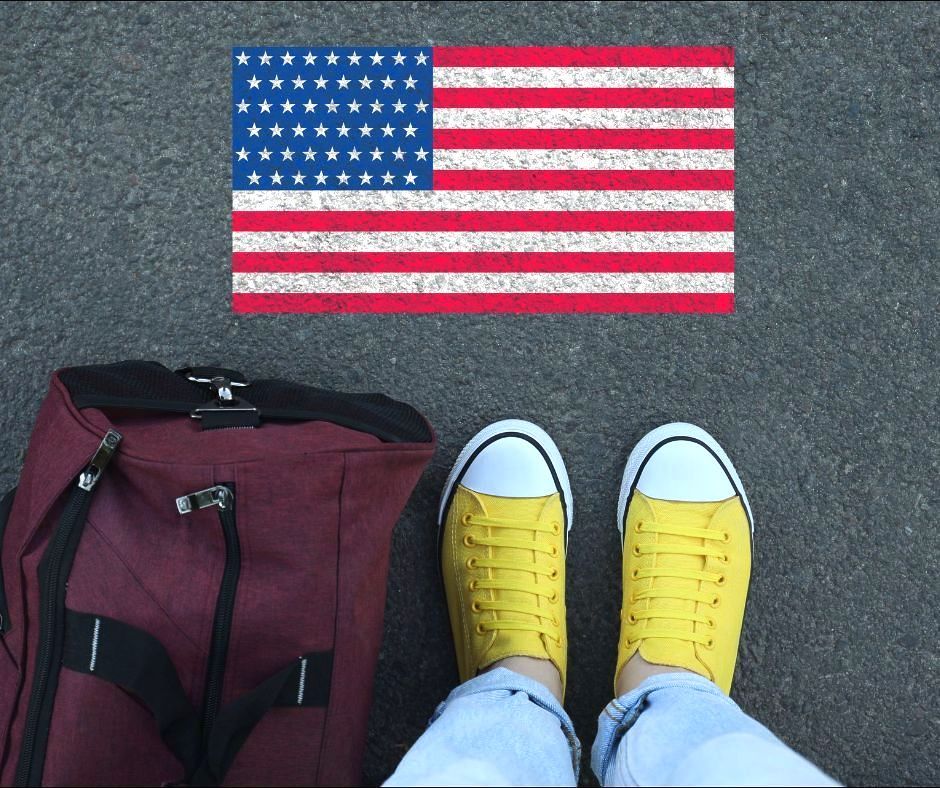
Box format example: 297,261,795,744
466,557,478,570
716,574,727,586
704,637,715,650
706,617,716,628
463,534,476,547
720,531,731,543
552,522,561,536
717,553,729,564
627,613,637,625
471,600,482,613
631,568,640,580
550,545,559,557
551,616,559,627
475,623,486,636
461,512,473,526
710,595,721,608
549,590,558,603
634,521,644,534
468,580,478,591
548,567,559,580
632,545,642,557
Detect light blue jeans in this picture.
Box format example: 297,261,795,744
385,668,838,786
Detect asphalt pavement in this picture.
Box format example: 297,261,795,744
0,2,937,785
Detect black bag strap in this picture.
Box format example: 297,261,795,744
62,609,201,775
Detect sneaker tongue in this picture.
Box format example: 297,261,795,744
640,496,722,670
473,491,555,657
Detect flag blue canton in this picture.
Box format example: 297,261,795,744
232,47,433,190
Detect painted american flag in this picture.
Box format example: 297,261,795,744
231,46,734,313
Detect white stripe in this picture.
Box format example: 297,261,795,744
297,658,307,705
232,231,734,254
433,107,734,129
232,189,735,212
233,272,733,294
434,148,734,170
89,618,101,672
434,66,734,89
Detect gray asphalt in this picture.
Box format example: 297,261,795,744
1,2,938,785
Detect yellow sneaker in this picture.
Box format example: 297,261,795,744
616,423,753,695
439,420,572,694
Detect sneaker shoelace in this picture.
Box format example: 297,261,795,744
464,513,561,642
626,520,729,648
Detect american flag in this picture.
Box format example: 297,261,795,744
231,46,734,313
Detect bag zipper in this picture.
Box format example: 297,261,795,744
176,484,241,749
15,430,122,787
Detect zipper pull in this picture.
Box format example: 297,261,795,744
77,430,123,491
176,485,232,515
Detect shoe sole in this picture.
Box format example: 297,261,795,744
615,422,755,548
438,419,574,548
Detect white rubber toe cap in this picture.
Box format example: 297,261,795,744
461,436,558,498
636,439,736,502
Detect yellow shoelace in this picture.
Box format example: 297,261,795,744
626,520,729,648
464,513,561,642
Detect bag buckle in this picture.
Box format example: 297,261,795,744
189,375,260,429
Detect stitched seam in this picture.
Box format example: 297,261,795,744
297,657,307,705
89,617,101,672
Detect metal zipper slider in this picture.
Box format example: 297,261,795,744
176,485,232,515
78,430,123,491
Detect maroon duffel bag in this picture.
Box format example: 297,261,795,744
0,361,435,786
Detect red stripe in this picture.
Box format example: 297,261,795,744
232,210,734,232
233,292,734,314
433,128,735,149
433,87,735,109
233,252,735,274
432,170,734,191
434,46,734,68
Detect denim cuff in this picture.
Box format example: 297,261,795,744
591,672,734,783
432,667,582,780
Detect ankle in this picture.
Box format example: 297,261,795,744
483,656,564,703
616,652,694,697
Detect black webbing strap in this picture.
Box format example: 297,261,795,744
191,651,333,785
62,609,333,785
62,610,201,776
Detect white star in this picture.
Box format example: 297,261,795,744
314,170,328,185
325,99,339,113
392,99,406,113
303,51,317,65
359,170,373,185
281,51,295,66
337,123,350,137
236,99,250,113
348,147,361,161
270,170,283,185
292,171,306,185
269,75,284,89
247,123,261,137
403,75,417,90
292,123,306,136
258,147,272,160
381,123,395,137
392,146,405,161
347,99,361,113
404,170,418,185
370,99,384,113
347,50,362,65
258,99,272,113
370,147,383,161
381,170,395,185
358,75,373,90
280,99,294,113
235,51,250,66
325,147,339,161
281,147,294,161
269,123,283,136
358,123,373,137
235,147,249,161
403,123,417,137
303,147,316,160
247,170,261,185
370,51,384,65
326,51,339,65
336,75,350,89
292,75,306,89
414,99,429,113
392,51,406,66
415,51,429,65
381,75,395,89
313,75,328,89
336,170,350,185
247,75,261,89
414,146,429,161
259,51,272,66
303,99,317,113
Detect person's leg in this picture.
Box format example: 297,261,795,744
592,423,837,787
386,420,579,786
